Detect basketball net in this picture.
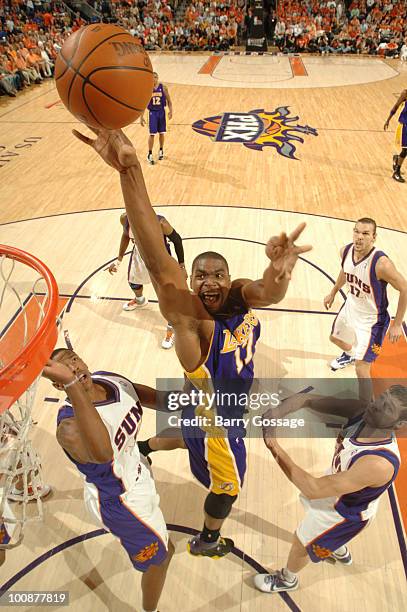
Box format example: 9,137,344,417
0,247,59,547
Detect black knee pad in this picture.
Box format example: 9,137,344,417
204,492,237,519
400,148,407,159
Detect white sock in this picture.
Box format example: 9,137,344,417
334,545,347,557
141,608,157,612
135,296,145,304
282,567,297,583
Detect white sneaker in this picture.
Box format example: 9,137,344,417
330,352,355,371
254,570,298,593
158,150,164,160
123,297,149,311
147,153,155,165
8,483,52,502
161,329,175,349
328,546,352,565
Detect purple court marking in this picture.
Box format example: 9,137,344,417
1,204,406,235
0,525,301,611
387,486,407,579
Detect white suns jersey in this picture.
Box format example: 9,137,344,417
59,372,147,494
331,417,400,520
342,243,388,316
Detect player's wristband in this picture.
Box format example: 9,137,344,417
63,376,80,390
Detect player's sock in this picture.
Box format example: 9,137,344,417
334,545,347,556
142,608,157,612
148,150,152,155
135,295,146,304
282,567,298,584
200,525,220,544
138,439,154,457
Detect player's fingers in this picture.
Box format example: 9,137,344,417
288,222,307,243
72,129,94,146
295,244,313,254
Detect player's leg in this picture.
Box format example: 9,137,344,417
123,283,148,311
148,115,157,164
161,322,175,349
138,431,186,458
354,315,390,401
141,539,175,612
188,436,245,558
158,111,167,160
254,503,362,593
393,124,407,183
329,304,356,370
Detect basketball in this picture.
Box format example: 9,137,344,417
54,24,154,130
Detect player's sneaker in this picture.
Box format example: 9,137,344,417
187,535,234,558
8,483,52,502
330,352,355,371
328,546,352,565
392,170,405,183
393,155,399,172
161,328,175,349
158,149,164,160
122,297,149,311
147,153,155,165
253,570,299,593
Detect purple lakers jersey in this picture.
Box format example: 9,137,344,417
148,83,166,113
399,100,407,125
184,287,261,437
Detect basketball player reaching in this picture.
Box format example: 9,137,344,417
140,72,172,165
43,348,175,612
73,126,312,558
254,386,405,593
324,217,407,400
384,88,407,183
108,212,186,349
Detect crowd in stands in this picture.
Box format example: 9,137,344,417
1,0,406,96
263,0,407,56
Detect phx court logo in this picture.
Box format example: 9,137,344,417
192,107,318,159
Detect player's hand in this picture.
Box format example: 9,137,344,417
42,359,75,386
384,119,390,131
168,110,173,120
262,425,280,456
72,127,139,173
140,116,146,127
389,323,402,343
324,291,335,310
266,223,312,283
108,262,118,274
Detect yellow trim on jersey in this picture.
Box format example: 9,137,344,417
395,122,403,147
206,437,241,496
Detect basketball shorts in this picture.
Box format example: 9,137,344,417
395,122,407,148
331,299,390,362
84,465,168,572
149,110,166,134
182,423,246,496
296,495,369,563
128,246,151,285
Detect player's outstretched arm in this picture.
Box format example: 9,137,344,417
72,127,206,326
43,359,113,463
263,438,393,499
241,223,312,307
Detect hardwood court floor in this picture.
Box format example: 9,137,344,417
0,54,406,612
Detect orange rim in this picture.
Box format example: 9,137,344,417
0,245,59,414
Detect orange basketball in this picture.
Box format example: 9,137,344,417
55,24,154,130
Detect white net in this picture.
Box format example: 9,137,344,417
0,251,57,546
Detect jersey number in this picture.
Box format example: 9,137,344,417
114,402,142,451
152,96,161,105
234,329,254,374
349,285,360,298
